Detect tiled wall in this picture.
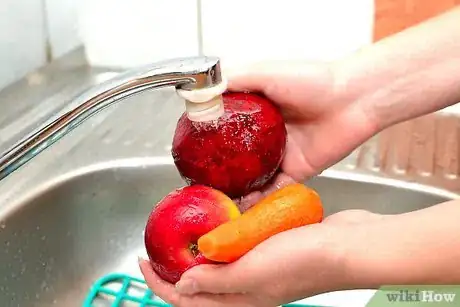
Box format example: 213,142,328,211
200,0,374,70
75,0,376,70
44,0,81,59
0,1,458,92
0,0,47,91
0,0,81,91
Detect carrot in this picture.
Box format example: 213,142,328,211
197,183,324,263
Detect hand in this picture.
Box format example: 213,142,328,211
226,61,378,209
139,209,386,307
227,62,377,181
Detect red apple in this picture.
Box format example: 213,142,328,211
144,185,241,284
172,91,287,199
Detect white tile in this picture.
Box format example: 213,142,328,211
78,0,200,68
44,0,82,59
0,1,46,90
200,0,374,71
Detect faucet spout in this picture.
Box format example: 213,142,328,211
0,56,223,180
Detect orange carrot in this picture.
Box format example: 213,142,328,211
197,183,323,263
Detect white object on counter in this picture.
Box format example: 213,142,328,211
78,0,199,69
296,289,377,307
200,0,375,71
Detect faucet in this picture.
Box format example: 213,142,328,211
0,56,224,180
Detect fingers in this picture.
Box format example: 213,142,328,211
238,173,297,211
225,60,334,107
225,61,281,93
261,173,297,194
139,258,253,307
226,60,309,91
237,191,263,212
227,72,275,94
226,62,306,107
138,257,180,305
176,263,248,295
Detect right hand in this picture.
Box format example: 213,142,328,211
226,61,378,208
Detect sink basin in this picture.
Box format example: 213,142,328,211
0,159,454,307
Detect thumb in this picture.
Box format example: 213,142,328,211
175,263,248,295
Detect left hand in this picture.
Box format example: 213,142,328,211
139,210,385,307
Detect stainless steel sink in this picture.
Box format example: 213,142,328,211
1,49,459,307
0,160,455,307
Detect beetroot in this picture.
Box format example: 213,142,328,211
172,92,287,199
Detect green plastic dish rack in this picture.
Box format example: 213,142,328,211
83,273,325,307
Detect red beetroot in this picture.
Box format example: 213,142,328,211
144,185,241,284
172,92,287,199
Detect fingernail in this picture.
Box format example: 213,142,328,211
175,279,198,295
137,256,147,264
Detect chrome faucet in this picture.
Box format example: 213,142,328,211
0,56,223,180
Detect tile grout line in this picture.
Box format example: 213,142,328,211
196,0,204,56
40,0,53,62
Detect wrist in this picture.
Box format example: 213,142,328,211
330,54,385,135
329,60,381,146
302,224,363,293
331,6,460,134
336,205,460,289
333,223,389,290
325,213,406,290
